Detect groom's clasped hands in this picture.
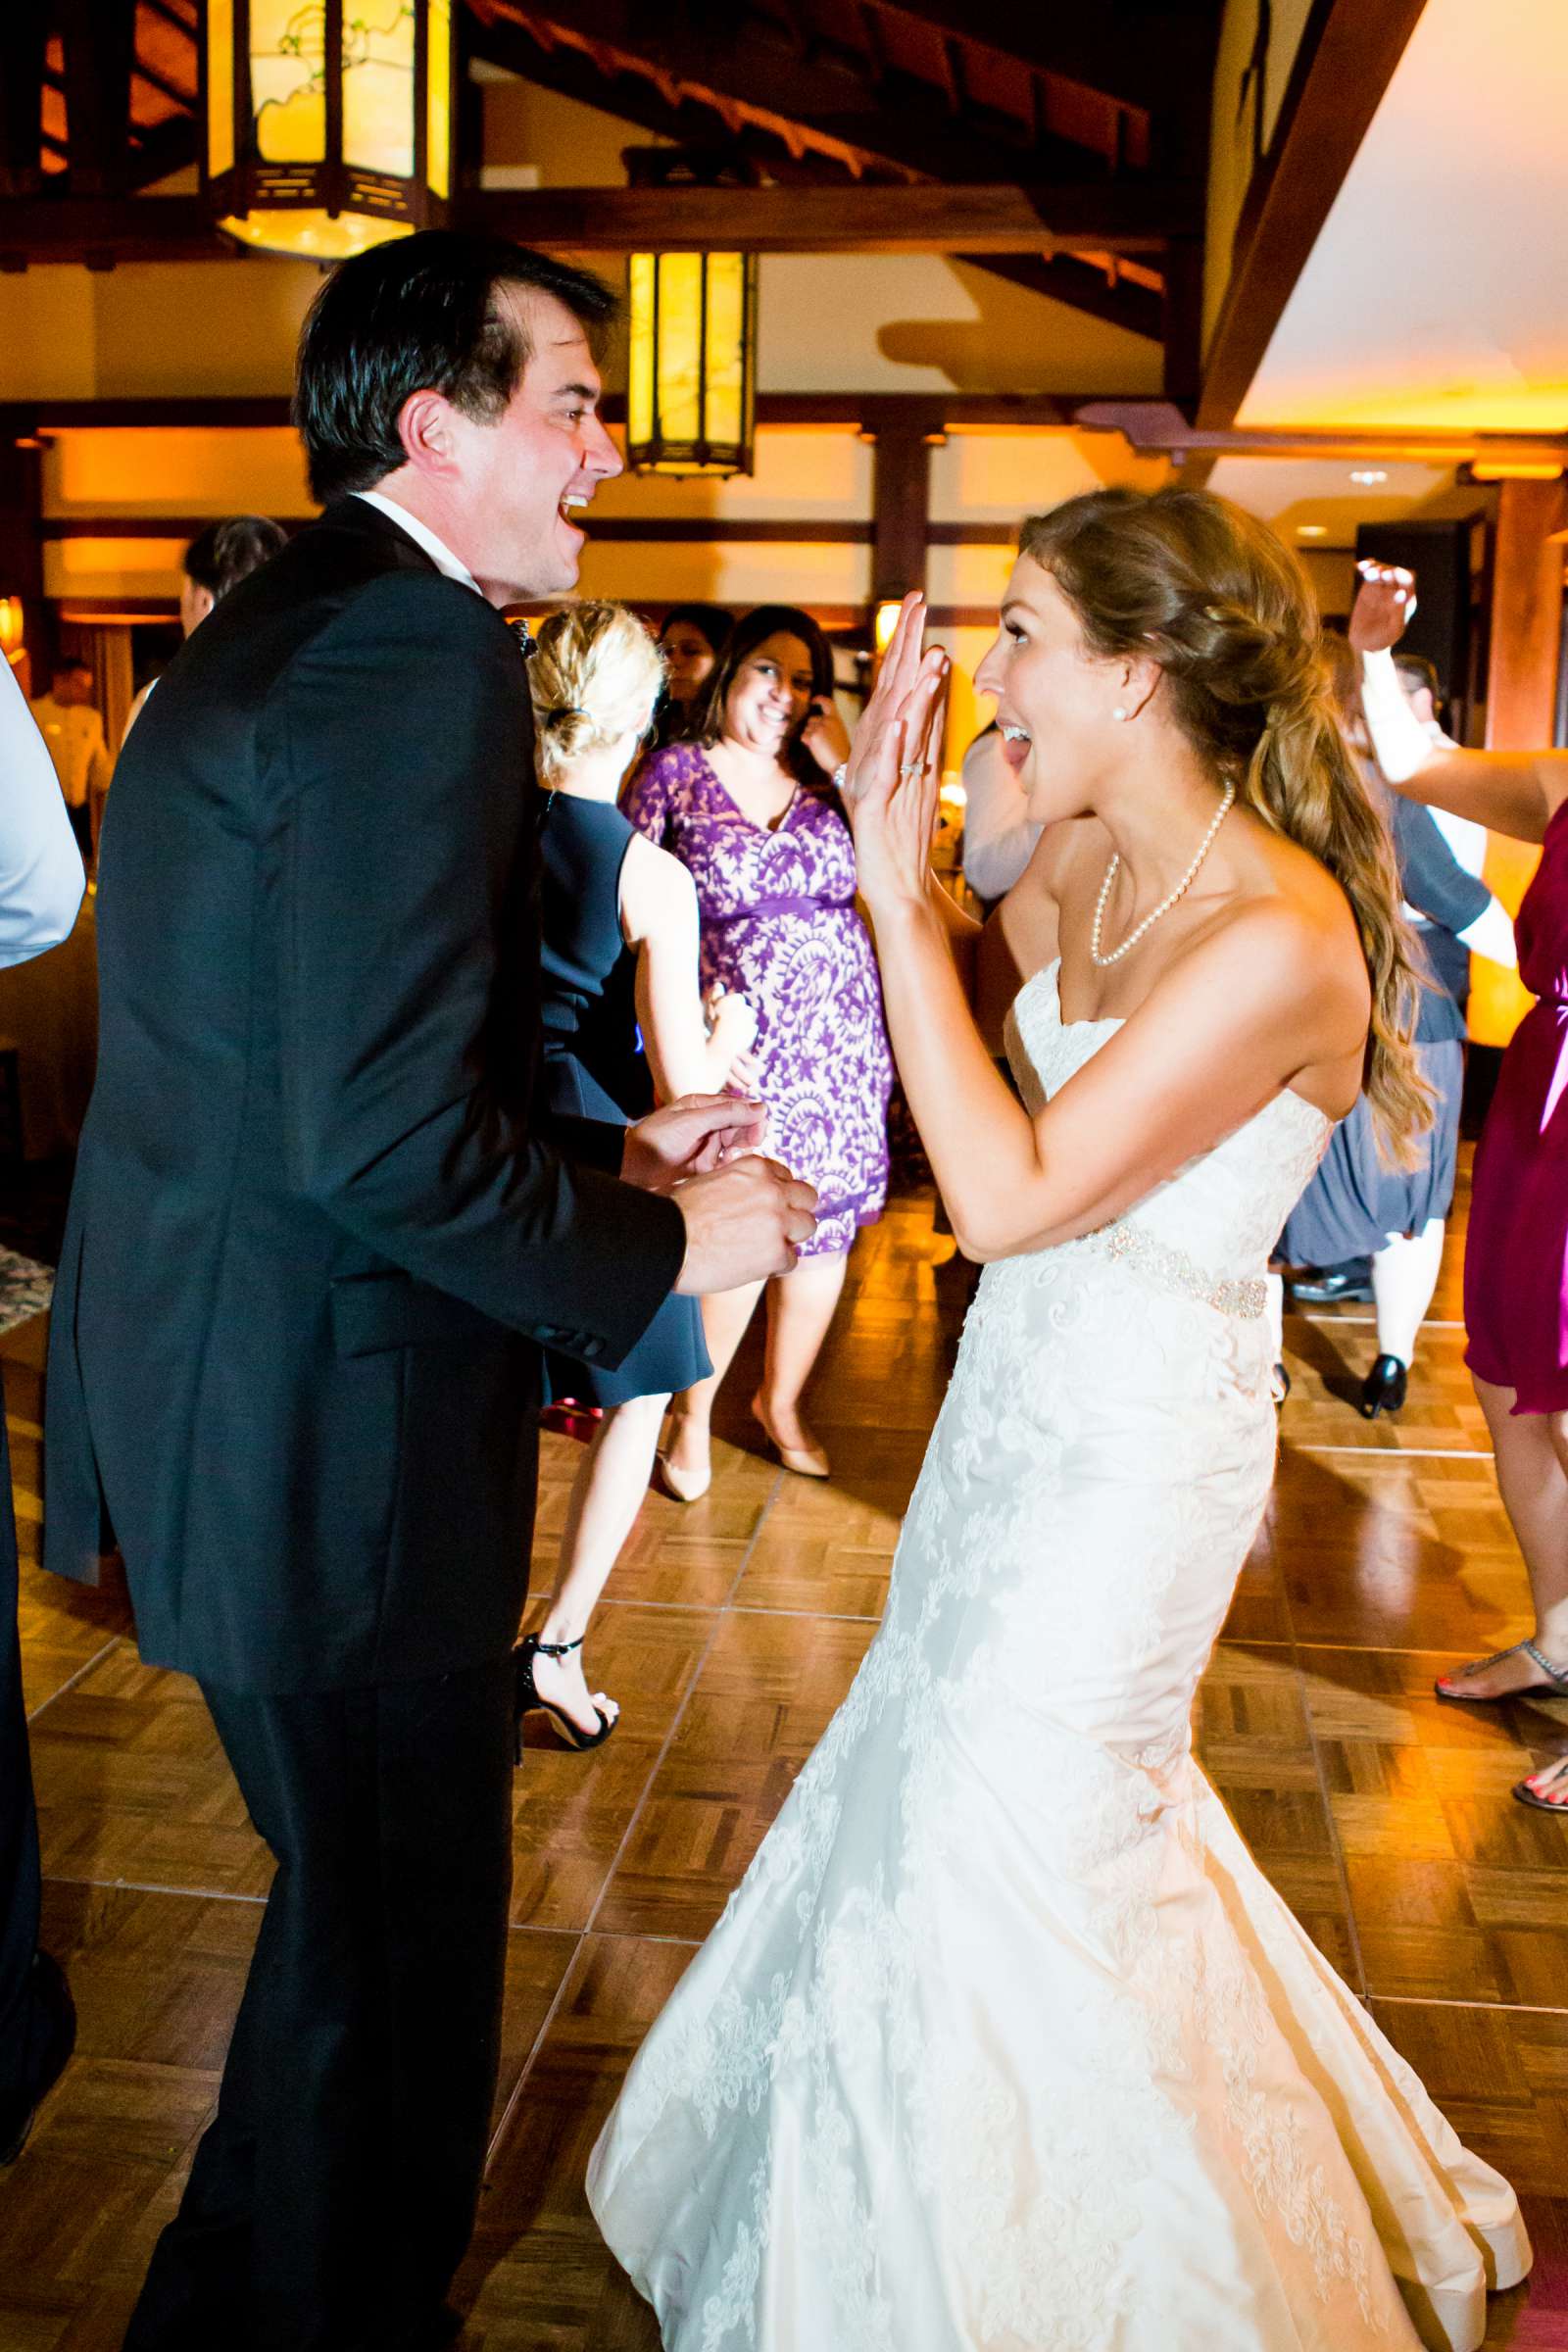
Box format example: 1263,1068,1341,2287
620,1092,819,1293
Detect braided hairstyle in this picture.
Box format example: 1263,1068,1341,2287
528,601,664,785
1019,485,1432,1162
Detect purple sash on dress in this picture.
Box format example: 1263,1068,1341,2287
707,896,851,923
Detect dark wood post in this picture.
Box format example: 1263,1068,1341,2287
0,11,46,197
59,0,136,199
0,422,48,693
1486,477,1568,750
1472,473,1568,1044
869,420,933,609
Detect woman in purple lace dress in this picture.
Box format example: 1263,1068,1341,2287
624,606,893,1495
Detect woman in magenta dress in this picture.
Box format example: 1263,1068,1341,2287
624,605,894,1496
1354,564,1568,1807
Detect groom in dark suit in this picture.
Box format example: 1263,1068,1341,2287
43,231,813,2352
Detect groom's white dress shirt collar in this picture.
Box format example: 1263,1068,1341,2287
353,490,480,596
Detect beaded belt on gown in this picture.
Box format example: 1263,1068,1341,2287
1052,1216,1267,1320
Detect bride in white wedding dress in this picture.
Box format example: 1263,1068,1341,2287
587,487,1530,2350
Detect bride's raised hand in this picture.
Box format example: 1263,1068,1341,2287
838,593,928,806
850,665,950,915
846,597,945,898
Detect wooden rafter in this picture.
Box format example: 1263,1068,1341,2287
480,0,1100,188
460,179,1195,252
862,0,1203,124
1198,0,1430,433
0,180,1196,269
469,10,893,183
466,4,1182,337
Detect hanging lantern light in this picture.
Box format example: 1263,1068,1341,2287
626,250,760,478
203,1,456,263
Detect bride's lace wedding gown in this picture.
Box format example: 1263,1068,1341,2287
588,961,1530,2351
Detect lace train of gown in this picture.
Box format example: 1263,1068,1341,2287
588,961,1531,2351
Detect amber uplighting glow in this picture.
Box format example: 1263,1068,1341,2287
0,599,23,660
204,1,455,263
1467,460,1565,482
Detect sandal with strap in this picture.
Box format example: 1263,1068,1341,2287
1514,1758,1568,1813
514,1633,616,1757
1435,1639,1568,1705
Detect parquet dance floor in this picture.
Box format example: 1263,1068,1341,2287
4,1167,1568,2349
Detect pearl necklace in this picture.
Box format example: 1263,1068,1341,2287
1089,782,1236,967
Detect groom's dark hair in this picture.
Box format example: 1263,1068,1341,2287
293,228,618,504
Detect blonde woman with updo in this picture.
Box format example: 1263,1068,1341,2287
517,603,757,1750
590,491,1528,2348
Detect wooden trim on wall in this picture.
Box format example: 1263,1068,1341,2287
620,603,1003,632
38,514,1027,550
926,522,1016,546
36,514,878,544
39,514,312,538
4,391,1125,436
1197,0,1430,433
579,519,870,544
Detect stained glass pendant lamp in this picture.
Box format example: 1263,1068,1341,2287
203,1,456,262
626,249,760,477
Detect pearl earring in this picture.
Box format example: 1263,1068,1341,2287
1111,706,1128,722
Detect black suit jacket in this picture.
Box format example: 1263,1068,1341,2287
44,498,685,1693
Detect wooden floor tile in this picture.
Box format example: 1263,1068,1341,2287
593,1611,873,1938
12,1176,1568,2341
510,1602,716,1931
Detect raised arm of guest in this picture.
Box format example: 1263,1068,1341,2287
0,657,84,968
1353,564,1568,842
1389,792,1517,969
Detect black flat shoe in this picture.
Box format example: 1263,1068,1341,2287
1358,1353,1407,1418
514,1633,616,1757
0,1951,76,2165
1289,1262,1374,1305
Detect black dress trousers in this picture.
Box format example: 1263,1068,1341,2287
122,1653,516,2352
0,1399,43,2113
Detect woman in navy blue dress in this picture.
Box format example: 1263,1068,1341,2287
519,605,757,1747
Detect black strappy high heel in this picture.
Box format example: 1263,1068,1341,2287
514,1632,616,1757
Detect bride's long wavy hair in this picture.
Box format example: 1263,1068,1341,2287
1018,486,1432,1163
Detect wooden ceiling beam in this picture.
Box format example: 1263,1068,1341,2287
2,390,1117,432
968,253,1163,343
460,178,1196,253
469,16,897,181
0,179,1195,267
124,114,200,192
1198,0,1429,431
861,0,1205,121
474,20,1164,337
1071,404,1568,466
0,195,228,267
490,2,1091,186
